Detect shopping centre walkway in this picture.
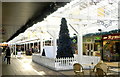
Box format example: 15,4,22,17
2,55,67,76
2,55,120,77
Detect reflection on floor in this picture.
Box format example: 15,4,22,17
2,55,120,76
2,55,65,76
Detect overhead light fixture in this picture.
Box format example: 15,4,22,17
73,33,76,35
91,0,100,5
98,29,102,32
83,24,87,27
108,0,113,4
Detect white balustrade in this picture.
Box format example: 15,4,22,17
32,54,100,70
32,54,55,69
55,57,76,70
81,56,101,69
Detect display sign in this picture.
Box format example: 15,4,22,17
0,43,8,46
43,46,57,58
102,34,120,40
95,36,102,40
97,7,105,17
86,38,92,42
72,39,76,43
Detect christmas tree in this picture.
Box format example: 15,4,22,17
56,18,74,58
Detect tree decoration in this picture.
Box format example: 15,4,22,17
56,18,74,58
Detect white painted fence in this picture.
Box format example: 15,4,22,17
55,57,76,70
81,56,101,69
32,54,100,70
32,54,55,69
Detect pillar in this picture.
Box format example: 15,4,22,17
77,25,83,63
33,42,34,48
40,38,43,55
11,44,13,58
12,44,14,57
118,1,120,29
37,41,39,52
43,39,45,46
50,39,52,46
15,44,17,58
29,43,31,49
53,32,57,58
24,43,25,51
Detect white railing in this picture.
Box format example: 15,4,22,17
32,54,100,70
32,54,55,69
81,56,101,69
55,57,76,70
81,56,100,64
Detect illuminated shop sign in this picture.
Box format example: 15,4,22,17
0,43,8,46
102,34,120,40
95,37,102,40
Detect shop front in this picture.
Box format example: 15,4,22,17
102,33,120,61
83,36,102,56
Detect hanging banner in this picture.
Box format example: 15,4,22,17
97,7,105,17
102,33,120,40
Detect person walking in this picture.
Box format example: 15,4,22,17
6,46,11,64
0,46,2,56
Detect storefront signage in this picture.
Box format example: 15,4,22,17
72,39,76,43
95,37,102,40
0,43,8,46
86,38,92,42
102,34,120,40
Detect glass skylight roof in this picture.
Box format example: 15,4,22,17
9,0,120,43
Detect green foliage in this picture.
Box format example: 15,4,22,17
56,18,74,58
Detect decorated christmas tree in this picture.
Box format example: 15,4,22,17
56,18,74,58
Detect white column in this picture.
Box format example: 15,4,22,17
39,41,40,52
27,43,29,50
29,43,31,49
33,42,34,48
40,38,43,55
15,44,17,58
53,32,57,58
11,44,14,58
43,39,45,46
24,44,25,51
50,39,52,46
77,25,83,63
12,44,14,56
37,41,39,52
118,0,120,29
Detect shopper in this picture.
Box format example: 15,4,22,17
3,47,7,62
6,46,11,64
0,46,2,56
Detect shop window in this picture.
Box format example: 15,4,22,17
94,43,98,51
88,44,90,50
91,44,93,50
115,42,120,54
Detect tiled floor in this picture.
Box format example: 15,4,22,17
1,54,120,77
0,55,2,77
2,55,66,76
105,62,120,68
